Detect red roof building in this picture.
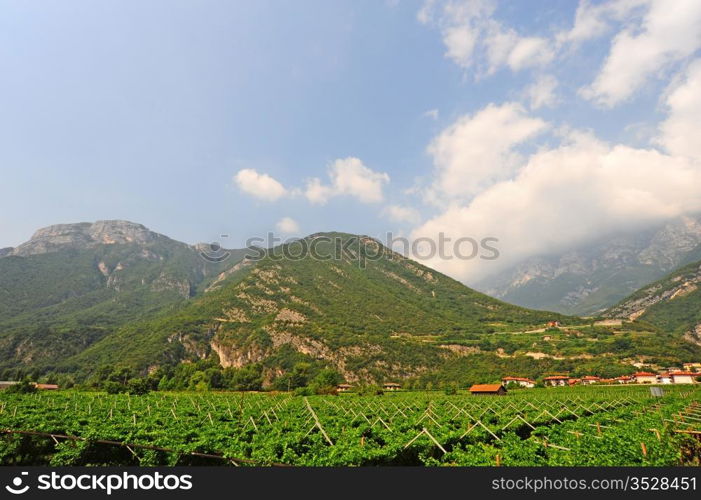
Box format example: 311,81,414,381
501,376,536,388
543,375,569,387
633,372,658,384
670,372,698,384
469,384,507,395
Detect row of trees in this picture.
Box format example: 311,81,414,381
68,360,344,395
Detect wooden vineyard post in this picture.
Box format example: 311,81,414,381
641,442,647,458
495,454,501,467
304,398,333,446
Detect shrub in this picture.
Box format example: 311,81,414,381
6,378,37,394
103,381,123,394
356,385,384,396
293,386,314,396
127,378,150,396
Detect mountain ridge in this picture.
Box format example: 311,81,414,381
475,215,701,315
2,220,701,385
605,259,701,347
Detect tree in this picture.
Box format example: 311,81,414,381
188,371,210,391
103,381,123,394
108,367,134,385
157,375,174,391
6,378,37,394
228,365,263,391
127,378,150,395
612,337,633,352
310,369,342,395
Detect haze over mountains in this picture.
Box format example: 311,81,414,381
475,215,701,315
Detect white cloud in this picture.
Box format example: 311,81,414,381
304,157,390,205
303,177,334,205
383,205,422,224
234,169,288,201
411,106,701,283
657,59,701,158
506,37,554,71
425,102,548,203
411,1,701,285
525,74,560,109
582,0,701,107
424,108,440,120
419,0,553,75
556,0,649,46
276,217,300,234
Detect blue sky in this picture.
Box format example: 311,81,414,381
2,0,700,283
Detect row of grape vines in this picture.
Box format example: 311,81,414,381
0,387,699,466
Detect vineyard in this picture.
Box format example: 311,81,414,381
1,386,700,466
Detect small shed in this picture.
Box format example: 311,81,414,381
34,383,59,390
469,384,507,396
336,384,352,393
382,382,401,391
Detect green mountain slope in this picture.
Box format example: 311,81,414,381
57,233,569,381
0,221,247,368
4,223,700,385
605,260,701,343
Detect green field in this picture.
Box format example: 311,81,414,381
1,386,700,466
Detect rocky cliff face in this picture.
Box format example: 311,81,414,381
475,215,701,315
6,220,168,257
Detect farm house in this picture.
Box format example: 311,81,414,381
670,372,697,384
501,377,535,388
633,372,657,384
543,376,569,387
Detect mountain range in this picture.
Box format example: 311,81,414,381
604,259,701,347
1,220,700,385
475,215,701,315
